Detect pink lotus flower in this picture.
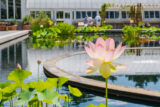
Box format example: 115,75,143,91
85,37,127,78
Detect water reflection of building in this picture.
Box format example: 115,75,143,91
0,41,27,82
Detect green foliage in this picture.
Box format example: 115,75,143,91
30,12,51,32
57,77,69,88
100,3,114,25
55,23,75,40
30,39,73,49
10,19,17,25
68,85,82,97
122,25,160,47
76,25,113,33
32,27,59,39
122,26,141,47
0,82,17,106
76,34,108,42
8,69,32,86
22,15,33,25
0,65,83,107
37,89,60,105
32,22,75,41
15,88,36,106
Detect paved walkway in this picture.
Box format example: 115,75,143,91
0,30,30,44
0,31,18,36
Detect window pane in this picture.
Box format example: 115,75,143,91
30,11,35,18
1,0,7,19
65,12,70,19
92,11,97,18
8,0,14,19
106,12,109,18
46,11,51,18
76,11,81,19
122,11,126,19
144,11,149,18
57,11,63,19
150,11,154,18
82,11,86,18
36,11,40,17
87,11,91,17
155,11,160,18
15,0,21,19
110,11,114,19
72,11,74,19
115,11,119,18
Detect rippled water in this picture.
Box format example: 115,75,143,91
0,38,159,107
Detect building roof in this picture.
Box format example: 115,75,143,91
26,0,160,9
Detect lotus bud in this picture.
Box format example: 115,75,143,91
37,58,41,65
17,64,21,70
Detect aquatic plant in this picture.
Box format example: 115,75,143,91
30,12,51,32
22,15,33,25
85,37,127,106
122,25,160,47
55,23,75,40
76,25,113,33
0,63,82,107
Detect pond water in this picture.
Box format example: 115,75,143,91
0,37,159,107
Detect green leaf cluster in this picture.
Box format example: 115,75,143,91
76,25,113,33
0,67,83,107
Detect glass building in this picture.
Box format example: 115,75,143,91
1,0,160,24
0,0,24,20
26,0,160,24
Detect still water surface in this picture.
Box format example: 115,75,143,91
0,38,159,107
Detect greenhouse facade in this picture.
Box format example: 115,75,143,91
1,0,160,25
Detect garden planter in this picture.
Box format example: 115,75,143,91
11,25,17,30
8,26,12,30
23,25,30,30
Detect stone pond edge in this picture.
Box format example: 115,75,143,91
43,51,160,104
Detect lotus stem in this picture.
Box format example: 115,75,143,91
105,78,108,106
46,103,48,107
38,64,40,79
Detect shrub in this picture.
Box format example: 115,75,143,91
30,12,51,32
32,27,60,40
55,23,75,40
22,15,33,25
10,19,17,25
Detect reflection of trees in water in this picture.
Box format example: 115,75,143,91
30,39,86,49
84,76,117,83
126,75,160,88
109,76,117,83
83,76,105,82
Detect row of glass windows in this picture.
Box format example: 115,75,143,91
30,11,51,18
30,11,73,20
76,11,97,19
144,11,160,19
30,10,160,20
0,0,21,19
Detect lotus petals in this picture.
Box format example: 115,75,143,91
105,38,115,51
86,59,102,67
85,37,127,78
84,46,94,58
86,66,97,74
112,62,128,69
